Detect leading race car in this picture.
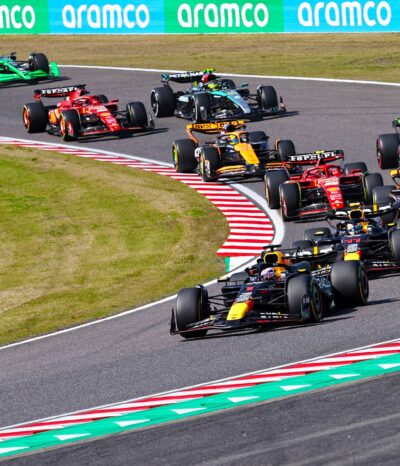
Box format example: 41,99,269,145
376,117,400,169
264,156,384,221
22,84,154,141
291,205,400,278
172,120,342,182
0,52,60,84
151,69,286,123
170,246,369,339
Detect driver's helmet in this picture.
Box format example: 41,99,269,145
329,167,342,177
260,267,276,281
336,222,347,236
201,73,216,83
309,169,323,179
228,134,239,145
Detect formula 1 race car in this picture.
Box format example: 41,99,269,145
151,69,286,123
291,205,400,278
22,84,154,141
0,52,60,84
172,120,341,182
170,246,368,339
264,155,384,221
376,117,400,169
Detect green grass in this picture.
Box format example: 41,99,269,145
1,34,400,81
0,147,228,344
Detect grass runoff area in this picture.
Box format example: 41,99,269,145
2,33,400,81
0,146,227,345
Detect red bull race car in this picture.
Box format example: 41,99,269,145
264,155,384,221
22,84,154,141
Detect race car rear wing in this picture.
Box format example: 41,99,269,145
161,69,215,84
34,84,87,101
186,120,246,141
286,150,344,165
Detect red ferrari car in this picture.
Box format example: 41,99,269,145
22,84,154,141
264,153,384,221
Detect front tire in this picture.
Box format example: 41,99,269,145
363,173,383,203
264,170,289,209
192,93,211,123
287,274,323,322
200,147,220,182
330,261,369,308
258,85,278,111
280,183,300,220
22,102,47,133
175,287,209,338
29,52,49,73
60,110,80,141
172,139,197,173
151,86,175,117
376,133,399,169
389,229,400,265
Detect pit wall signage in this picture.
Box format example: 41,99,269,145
1,0,400,33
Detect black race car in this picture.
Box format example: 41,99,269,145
151,69,286,123
170,247,368,339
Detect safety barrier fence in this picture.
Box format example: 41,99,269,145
1,1,399,34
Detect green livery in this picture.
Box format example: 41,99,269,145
0,52,60,84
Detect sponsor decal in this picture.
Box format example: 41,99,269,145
283,0,400,31
0,0,49,33
48,0,165,33
164,0,284,33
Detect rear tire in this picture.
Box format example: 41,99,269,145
151,86,175,117
60,110,80,141
376,133,399,169
276,139,296,161
258,85,278,110
248,131,268,144
280,183,300,220
292,239,314,250
172,139,197,173
22,102,47,133
373,185,396,225
389,229,400,265
192,93,211,123
200,147,220,182
29,52,49,73
175,287,208,338
287,274,323,322
344,162,368,174
126,101,148,127
304,227,332,243
330,261,369,308
363,173,383,203
264,170,289,209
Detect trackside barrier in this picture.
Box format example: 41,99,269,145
1,1,400,34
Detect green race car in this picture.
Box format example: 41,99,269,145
0,52,60,84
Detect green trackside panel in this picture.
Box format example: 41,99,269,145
0,0,50,33
164,0,284,33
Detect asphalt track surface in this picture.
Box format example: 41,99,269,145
1,68,400,463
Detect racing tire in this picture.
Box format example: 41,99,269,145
389,229,400,265
287,274,323,322
22,102,47,133
192,93,212,123
304,227,332,243
126,101,148,127
200,147,220,182
150,86,175,118
248,131,268,144
344,162,368,174
276,140,296,162
172,139,197,173
60,110,80,142
98,94,108,103
279,183,300,221
330,261,369,308
264,170,289,209
29,52,49,74
373,185,396,225
292,239,314,250
376,133,399,169
175,287,208,339
258,85,279,111
363,172,383,203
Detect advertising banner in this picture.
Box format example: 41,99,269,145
283,0,400,32
48,0,165,33
164,0,284,33
0,0,50,33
